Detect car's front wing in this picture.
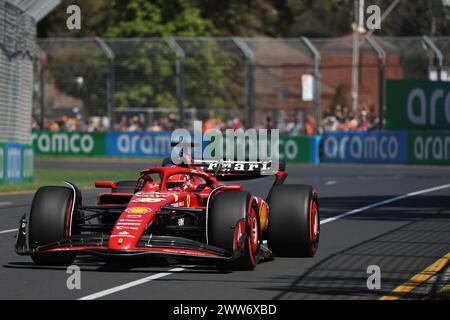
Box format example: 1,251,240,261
14,215,244,263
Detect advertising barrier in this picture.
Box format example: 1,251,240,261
22,145,34,182
322,131,408,164
409,131,450,165
28,130,450,166
106,132,172,157
4,143,23,183
31,131,320,164
32,131,105,156
279,135,320,164
386,80,450,130
0,143,34,184
199,135,320,164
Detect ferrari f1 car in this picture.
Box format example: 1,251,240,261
15,158,319,270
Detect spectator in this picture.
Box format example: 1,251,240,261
265,116,275,132
147,120,163,132
127,116,142,132
284,115,303,136
305,114,316,136
231,117,243,131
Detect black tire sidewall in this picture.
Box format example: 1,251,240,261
267,185,319,257
29,186,75,265
208,190,258,270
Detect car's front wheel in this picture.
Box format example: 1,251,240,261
208,191,259,270
29,186,77,266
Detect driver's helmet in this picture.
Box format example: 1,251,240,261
166,174,192,190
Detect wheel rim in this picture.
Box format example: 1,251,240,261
250,209,259,252
309,200,319,243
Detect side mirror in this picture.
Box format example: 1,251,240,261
95,181,117,189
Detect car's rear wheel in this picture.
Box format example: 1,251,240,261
112,180,137,193
29,186,77,266
267,185,319,257
208,191,259,270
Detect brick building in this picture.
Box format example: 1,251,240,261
251,35,404,125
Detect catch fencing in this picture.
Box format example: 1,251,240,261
34,36,450,133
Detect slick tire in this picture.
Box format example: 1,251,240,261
209,191,259,270
267,185,319,257
29,186,76,266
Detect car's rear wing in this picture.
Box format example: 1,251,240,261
191,159,285,181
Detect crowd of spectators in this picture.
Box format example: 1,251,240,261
114,114,178,132
321,104,380,132
33,104,380,135
32,114,177,133
32,115,106,132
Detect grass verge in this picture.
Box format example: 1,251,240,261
0,168,139,194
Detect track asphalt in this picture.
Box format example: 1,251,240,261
0,160,449,300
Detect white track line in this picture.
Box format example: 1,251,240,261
78,268,186,300
72,182,450,300
0,228,17,235
320,183,450,225
0,202,13,206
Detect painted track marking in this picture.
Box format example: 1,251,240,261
78,268,186,300
0,228,17,235
320,183,450,225
380,252,450,300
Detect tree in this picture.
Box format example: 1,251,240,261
39,0,245,121
105,0,213,37
373,0,450,36
286,0,353,37
103,0,242,116
38,0,114,37
196,0,287,36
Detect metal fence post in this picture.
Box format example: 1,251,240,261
232,37,255,129
39,61,45,130
165,37,186,128
367,36,386,130
301,37,321,134
95,37,115,131
423,36,444,81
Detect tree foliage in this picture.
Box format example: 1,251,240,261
286,0,353,37
39,0,450,38
37,0,450,119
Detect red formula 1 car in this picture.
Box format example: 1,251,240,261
15,159,319,270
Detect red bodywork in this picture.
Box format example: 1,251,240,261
17,162,286,263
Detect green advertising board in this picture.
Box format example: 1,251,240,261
386,80,450,130
32,131,106,156
408,131,450,165
204,134,316,163
0,143,4,185
279,136,312,163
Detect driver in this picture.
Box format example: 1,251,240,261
166,174,194,191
